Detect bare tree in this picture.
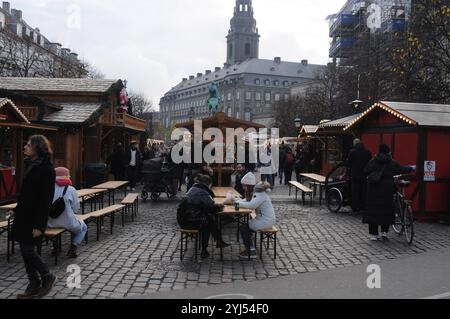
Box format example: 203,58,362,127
82,60,106,79
128,91,154,118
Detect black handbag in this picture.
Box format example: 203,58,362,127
49,186,69,219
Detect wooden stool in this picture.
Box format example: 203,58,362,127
257,226,279,259
180,229,201,261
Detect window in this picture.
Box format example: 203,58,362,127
274,80,279,86
265,92,271,102
284,94,290,102
228,43,233,59
245,91,252,100
275,93,281,102
227,108,232,117
264,79,270,86
245,43,251,57
227,93,232,101
255,92,261,101
283,81,290,87
244,111,251,122
236,91,240,100
254,79,260,85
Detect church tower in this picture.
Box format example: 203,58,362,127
226,0,260,65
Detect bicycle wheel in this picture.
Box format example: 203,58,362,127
403,203,414,245
326,188,343,213
392,197,404,234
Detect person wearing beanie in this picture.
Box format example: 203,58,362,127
48,167,87,259
183,174,230,259
232,181,276,259
240,171,257,201
363,144,414,242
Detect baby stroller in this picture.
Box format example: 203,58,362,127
325,163,351,213
141,156,177,201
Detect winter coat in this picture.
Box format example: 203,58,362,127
363,153,413,225
237,191,276,231
47,185,84,234
12,157,55,244
125,149,142,168
186,183,222,215
106,150,126,176
235,169,249,197
346,143,372,180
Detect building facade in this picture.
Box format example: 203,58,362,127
160,0,325,130
0,1,86,78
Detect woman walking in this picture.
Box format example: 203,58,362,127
11,135,57,299
364,144,414,241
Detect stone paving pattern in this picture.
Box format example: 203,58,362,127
1,185,450,299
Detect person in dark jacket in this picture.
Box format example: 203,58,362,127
278,142,286,184
184,174,230,258
282,148,295,185
10,135,57,299
364,144,414,241
106,143,126,181
234,163,249,197
125,141,142,190
346,139,372,214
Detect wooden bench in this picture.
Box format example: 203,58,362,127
84,205,125,241
121,193,139,225
37,228,67,266
180,229,201,261
1,219,14,263
288,181,313,205
256,226,279,260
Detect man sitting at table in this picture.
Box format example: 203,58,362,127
231,181,276,259
234,164,250,197
48,167,87,259
181,174,230,259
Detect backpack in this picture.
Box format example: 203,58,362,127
49,186,69,219
286,153,295,164
176,198,206,230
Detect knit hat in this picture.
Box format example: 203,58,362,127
254,181,271,193
55,167,70,179
241,172,256,186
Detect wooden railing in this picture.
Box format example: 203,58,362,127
115,113,147,131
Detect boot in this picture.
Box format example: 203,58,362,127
37,274,57,299
17,281,41,299
216,239,230,249
67,245,78,259
200,249,210,259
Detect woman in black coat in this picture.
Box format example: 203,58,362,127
364,144,414,241
10,135,57,299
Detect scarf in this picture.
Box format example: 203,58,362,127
23,157,44,179
56,178,73,187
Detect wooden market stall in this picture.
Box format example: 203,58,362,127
0,78,148,188
0,98,57,204
299,114,360,176
344,101,450,220
175,112,265,186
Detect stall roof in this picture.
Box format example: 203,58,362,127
42,102,103,124
175,112,265,131
0,98,30,123
0,77,120,94
300,125,319,134
319,113,361,128
344,101,450,131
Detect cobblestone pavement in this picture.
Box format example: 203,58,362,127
1,185,450,299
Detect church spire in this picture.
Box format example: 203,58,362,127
226,0,259,65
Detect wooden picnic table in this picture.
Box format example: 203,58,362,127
212,187,241,198
77,189,107,214
299,173,327,205
92,181,129,205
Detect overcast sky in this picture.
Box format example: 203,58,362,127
10,0,344,110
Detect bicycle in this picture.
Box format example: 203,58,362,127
392,175,415,245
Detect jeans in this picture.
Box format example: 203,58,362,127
261,174,274,186
72,222,88,246
369,224,390,236
200,215,222,250
239,225,256,251
20,242,50,283
278,167,284,183
284,167,293,185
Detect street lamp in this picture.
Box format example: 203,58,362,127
294,117,302,129
350,99,363,114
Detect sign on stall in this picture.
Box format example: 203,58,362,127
424,161,436,182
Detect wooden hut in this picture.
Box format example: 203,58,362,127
175,112,265,186
0,77,147,188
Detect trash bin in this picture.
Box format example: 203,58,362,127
84,163,107,188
